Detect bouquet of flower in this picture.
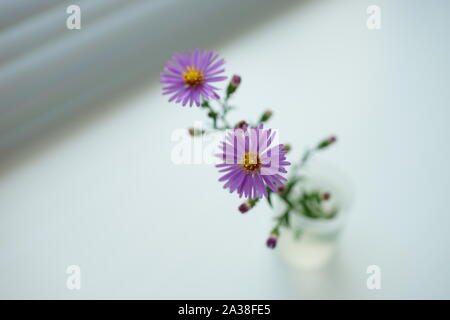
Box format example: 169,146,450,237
161,49,337,249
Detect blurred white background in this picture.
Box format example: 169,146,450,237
0,0,449,299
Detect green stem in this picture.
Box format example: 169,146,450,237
219,101,232,129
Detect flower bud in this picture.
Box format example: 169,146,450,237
231,75,241,88
207,111,218,119
238,199,256,213
238,202,251,213
277,186,286,195
188,128,203,137
201,100,210,108
234,120,249,130
266,234,278,249
259,110,273,123
226,75,241,98
322,192,331,201
317,135,337,149
282,144,291,152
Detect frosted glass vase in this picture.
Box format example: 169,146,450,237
277,162,353,270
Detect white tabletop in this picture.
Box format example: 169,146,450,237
1,0,449,299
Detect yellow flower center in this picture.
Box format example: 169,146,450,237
240,152,261,173
183,65,204,87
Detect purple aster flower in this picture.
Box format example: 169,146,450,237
160,49,227,107
216,125,290,199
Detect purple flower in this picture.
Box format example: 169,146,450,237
160,49,227,107
216,125,290,199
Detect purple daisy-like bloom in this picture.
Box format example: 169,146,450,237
160,49,227,107
216,125,290,199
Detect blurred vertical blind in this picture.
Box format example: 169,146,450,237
0,0,158,153
0,0,60,31
0,0,296,155
0,0,188,153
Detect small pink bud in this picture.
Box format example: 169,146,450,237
234,120,249,130
328,136,337,144
231,75,241,87
188,128,203,137
282,144,291,152
277,186,286,195
238,200,256,213
322,192,331,201
317,135,337,149
238,202,251,213
266,235,278,249
260,110,273,122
